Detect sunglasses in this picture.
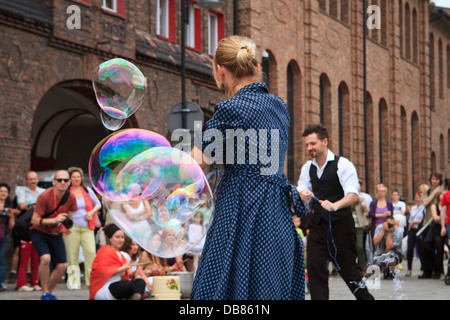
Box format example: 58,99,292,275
55,178,69,183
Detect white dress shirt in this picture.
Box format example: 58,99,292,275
297,149,359,198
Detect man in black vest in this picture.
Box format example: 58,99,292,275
297,123,373,300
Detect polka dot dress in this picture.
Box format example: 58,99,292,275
191,83,306,300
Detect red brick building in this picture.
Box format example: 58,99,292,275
0,0,449,201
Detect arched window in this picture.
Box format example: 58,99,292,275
262,50,278,94
399,0,403,57
447,44,450,89
440,134,445,170
400,106,408,199
412,8,418,63
430,33,435,108
318,0,326,11
340,0,349,24
286,61,301,183
380,0,387,46
378,99,389,184
338,82,350,157
330,0,338,18
411,111,420,198
405,3,411,59
431,152,436,173
439,39,443,98
365,92,375,195
371,0,379,42
319,74,332,147
448,129,450,164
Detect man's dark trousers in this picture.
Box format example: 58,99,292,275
306,214,374,300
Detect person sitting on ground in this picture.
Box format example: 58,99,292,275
89,224,146,300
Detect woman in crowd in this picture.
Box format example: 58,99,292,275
63,167,101,289
369,184,394,243
0,183,18,292
89,224,146,300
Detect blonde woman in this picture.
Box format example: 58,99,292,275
190,36,306,300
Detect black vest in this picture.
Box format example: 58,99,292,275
309,155,352,223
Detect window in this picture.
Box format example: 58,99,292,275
186,7,202,52
157,0,175,42
157,0,169,38
102,0,116,12
208,11,224,55
101,0,126,19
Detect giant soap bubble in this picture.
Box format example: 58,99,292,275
102,147,214,258
88,129,171,196
93,58,147,120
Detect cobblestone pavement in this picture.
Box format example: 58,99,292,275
0,258,448,300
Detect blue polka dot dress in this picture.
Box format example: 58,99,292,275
190,83,306,300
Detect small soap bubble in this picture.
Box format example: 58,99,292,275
93,58,147,120
100,109,126,131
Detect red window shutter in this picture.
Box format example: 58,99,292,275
194,8,202,51
209,9,225,41
217,12,224,41
168,0,176,43
72,0,91,6
116,0,126,19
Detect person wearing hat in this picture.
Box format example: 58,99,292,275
89,224,146,300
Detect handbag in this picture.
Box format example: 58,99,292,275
422,223,434,250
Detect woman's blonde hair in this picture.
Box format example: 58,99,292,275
213,35,261,92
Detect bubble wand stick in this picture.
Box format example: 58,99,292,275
309,194,341,271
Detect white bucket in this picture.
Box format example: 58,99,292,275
167,272,195,299
152,276,181,300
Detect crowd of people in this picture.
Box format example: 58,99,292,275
296,171,450,289
0,160,449,300
0,169,191,300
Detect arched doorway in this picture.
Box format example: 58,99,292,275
30,80,137,184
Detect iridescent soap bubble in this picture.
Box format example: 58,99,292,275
104,147,209,223
102,147,214,258
93,58,147,120
100,109,126,131
104,199,213,258
88,129,171,196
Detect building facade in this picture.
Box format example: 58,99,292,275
0,0,449,200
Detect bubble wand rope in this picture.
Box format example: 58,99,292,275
310,195,341,272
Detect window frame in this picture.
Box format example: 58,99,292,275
185,6,202,53
102,0,117,13
207,10,224,56
156,0,176,43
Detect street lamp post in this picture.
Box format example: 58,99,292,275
180,0,223,132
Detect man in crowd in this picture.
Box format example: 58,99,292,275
29,170,77,300
297,123,374,300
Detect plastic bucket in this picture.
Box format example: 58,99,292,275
166,272,194,299
152,276,181,300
